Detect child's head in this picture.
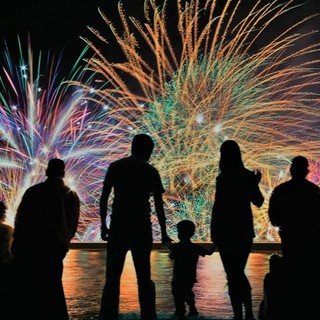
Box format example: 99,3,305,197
177,220,195,241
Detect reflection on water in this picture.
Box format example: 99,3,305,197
63,249,273,320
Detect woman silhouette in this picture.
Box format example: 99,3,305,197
211,140,264,320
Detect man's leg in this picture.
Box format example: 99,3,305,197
131,245,157,320
99,242,127,320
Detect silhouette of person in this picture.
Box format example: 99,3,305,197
268,155,320,318
0,201,14,289
211,140,264,320
5,158,80,320
168,219,215,320
99,133,172,320
258,254,287,320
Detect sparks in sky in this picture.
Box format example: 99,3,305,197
77,0,320,242
0,36,134,241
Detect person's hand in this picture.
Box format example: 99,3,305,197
254,169,262,183
100,224,109,241
161,233,173,247
209,242,217,254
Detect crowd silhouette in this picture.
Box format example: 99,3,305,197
0,136,319,320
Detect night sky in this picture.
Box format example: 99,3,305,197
0,0,319,72
0,0,165,69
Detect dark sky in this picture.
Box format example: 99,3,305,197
0,1,122,69
0,0,319,71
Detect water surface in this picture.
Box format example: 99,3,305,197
63,249,272,320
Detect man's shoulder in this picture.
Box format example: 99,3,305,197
112,156,129,164
304,179,320,190
274,179,320,194
111,156,158,172
273,180,291,191
25,181,46,192
63,185,79,198
109,156,135,168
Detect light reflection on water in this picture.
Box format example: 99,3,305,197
63,249,272,320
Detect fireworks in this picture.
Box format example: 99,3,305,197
1,1,320,242
0,36,132,240
78,0,320,241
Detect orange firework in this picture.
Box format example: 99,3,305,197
74,0,320,241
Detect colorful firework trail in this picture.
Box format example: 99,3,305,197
1,1,319,243
77,0,320,242
0,36,133,241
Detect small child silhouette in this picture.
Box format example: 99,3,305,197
168,220,215,320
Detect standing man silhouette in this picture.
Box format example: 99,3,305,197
7,158,80,320
268,155,320,318
99,133,172,320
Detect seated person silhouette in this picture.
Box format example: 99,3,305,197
259,253,287,320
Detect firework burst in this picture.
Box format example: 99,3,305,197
0,35,134,240
76,0,320,242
